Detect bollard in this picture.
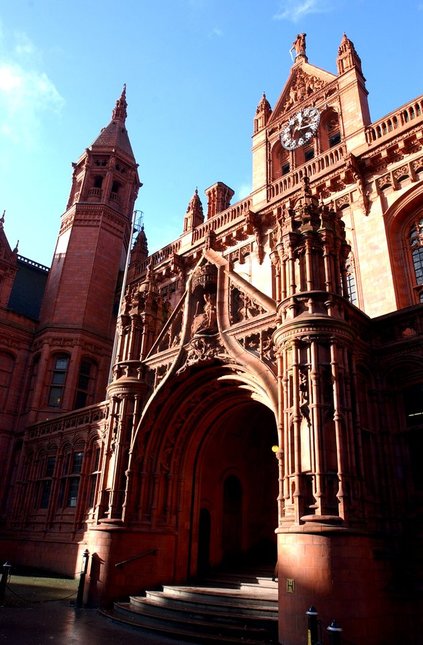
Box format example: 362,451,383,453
76,549,89,608
306,606,319,645
327,619,343,645
0,561,12,603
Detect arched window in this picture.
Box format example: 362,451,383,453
320,108,341,152
48,354,70,408
345,253,358,305
36,449,57,509
0,351,15,410
58,444,85,509
409,217,423,302
271,140,290,180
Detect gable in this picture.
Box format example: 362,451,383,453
268,61,337,127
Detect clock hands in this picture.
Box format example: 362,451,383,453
281,107,320,150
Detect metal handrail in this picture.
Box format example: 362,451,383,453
114,548,158,568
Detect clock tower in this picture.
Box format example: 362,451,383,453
252,33,370,209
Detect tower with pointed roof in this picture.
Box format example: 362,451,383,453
30,87,141,422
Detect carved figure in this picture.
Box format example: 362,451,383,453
191,291,217,336
291,33,306,58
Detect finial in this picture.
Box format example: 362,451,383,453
13,240,19,253
0,210,5,226
112,84,128,123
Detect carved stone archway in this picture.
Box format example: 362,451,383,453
129,359,279,582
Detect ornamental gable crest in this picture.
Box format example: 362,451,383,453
268,63,336,126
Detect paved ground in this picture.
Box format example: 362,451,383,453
0,570,188,644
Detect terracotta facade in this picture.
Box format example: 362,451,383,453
1,36,423,644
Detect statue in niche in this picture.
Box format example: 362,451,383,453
299,368,311,426
191,290,217,336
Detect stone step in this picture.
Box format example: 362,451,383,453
107,570,278,644
114,600,275,641
123,593,277,626
158,585,277,608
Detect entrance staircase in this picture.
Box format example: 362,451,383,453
103,568,278,644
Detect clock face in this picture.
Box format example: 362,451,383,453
281,107,320,151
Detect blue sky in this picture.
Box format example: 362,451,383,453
0,0,422,266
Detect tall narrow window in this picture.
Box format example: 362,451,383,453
26,354,40,412
345,254,358,305
410,217,423,302
0,352,15,410
48,354,69,407
39,454,56,509
404,383,423,490
74,358,96,409
88,446,101,509
58,448,84,509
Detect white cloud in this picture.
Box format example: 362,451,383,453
14,31,37,57
209,27,224,38
273,0,332,22
0,25,64,148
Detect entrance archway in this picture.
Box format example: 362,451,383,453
192,398,278,575
133,360,279,584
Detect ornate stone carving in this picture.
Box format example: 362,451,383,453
345,153,370,215
282,69,326,113
230,285,266,323
237,326,277,371
180,335,230,371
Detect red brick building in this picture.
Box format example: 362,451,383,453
1,35,422,644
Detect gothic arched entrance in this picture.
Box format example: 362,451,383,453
191,397,278,575
131,360,279,584
178,378,278,576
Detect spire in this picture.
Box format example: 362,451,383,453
183,188,204,232
337,34,363,75
112,84,128,123
130,225,149,265
254,93,272,132
90,85,135,160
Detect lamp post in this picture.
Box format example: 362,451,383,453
0,562,11,604
306,606,319,645
76,549,89,608
327,619,343,645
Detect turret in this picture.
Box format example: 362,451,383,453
336,34,371,147
29,88,141,422
272,178,361,525
183,188,204,232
